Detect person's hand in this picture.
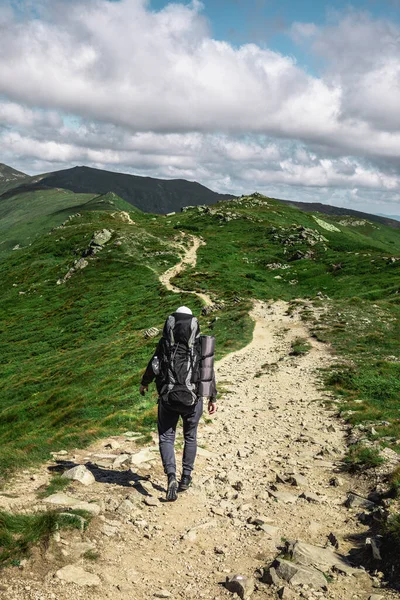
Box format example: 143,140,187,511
208,400,217,415
140,385,148,397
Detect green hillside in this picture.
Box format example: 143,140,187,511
0,192,399,482
0,188,135,259
0,163,29,195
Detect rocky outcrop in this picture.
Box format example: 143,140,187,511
57,229,113,284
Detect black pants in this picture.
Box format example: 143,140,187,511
157,398,203,476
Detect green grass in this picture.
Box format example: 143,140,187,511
290,337,312,356
0,509,89,566
37,475,71,498
344,443,385,471
0,191,399,483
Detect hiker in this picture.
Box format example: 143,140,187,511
140,306,217,501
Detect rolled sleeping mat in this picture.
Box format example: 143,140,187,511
200,335,215,358
198,335,215,397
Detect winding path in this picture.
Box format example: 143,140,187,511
159,234,213,307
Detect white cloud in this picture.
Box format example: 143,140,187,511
0,1,399,215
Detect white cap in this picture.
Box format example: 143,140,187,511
176,306,192,315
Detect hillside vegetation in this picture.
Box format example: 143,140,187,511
0,192,399,482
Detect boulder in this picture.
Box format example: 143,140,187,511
225,574,255,599
62,465,95,486
345,493,376,511
55,565,100,587
91,229,112,246
274,558,327,590
289,541,360,575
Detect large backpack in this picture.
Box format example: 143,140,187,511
158,312,201,408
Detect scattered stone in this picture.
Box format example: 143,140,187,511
130,448,157,466
55,565,100,587
144,496,159,507
113,454,131,469
225,574,255,599
289,540,360,576
290,474,308,487
44,493,101,516
116,499,137,516
126,568,139,583
327,533,339,549
329,476,343,487
278,587,296,599
366,537,382,560
102,523,119,537
268,489,298,504
300,491,325,504
261,566,282,586
61,465,95,486
369,595,384,600
212,506,225,516
274,558,327,590
345,492,376,511
105,440,120,450
154,591,172,598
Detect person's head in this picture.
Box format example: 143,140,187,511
175,306,192,315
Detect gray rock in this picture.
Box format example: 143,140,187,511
55,565,100,587
290,474,308,487
300,491,325,504
329,476,343,487
62,465,95,486
144,496,159,507
268,489,298,504
261,566,282,586
369,595,384,600
130,448,157,466
345,492,376,510
102,523,119,537
91,229,112,246
113,454,131,469
154,591,172,598
225,574,255,599
116,499,137,516
366,537,382,560
44,493,101,516
289,541,360,576
274,558,327,590
105,440,120,450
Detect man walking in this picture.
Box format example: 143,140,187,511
140,306,217,501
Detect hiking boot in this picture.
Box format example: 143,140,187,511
166,474,178,502
178,474,192,492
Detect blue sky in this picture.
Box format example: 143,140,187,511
1,0,400,214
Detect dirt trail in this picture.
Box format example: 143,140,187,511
159,234,213,306
1,301,398,600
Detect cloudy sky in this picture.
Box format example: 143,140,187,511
1,0,400,215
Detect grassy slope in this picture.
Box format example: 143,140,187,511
170,195,400,456
0,206,252,482
0,192,399,482
0,188,134,259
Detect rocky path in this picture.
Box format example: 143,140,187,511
1,301,397,600
159,234,213,306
